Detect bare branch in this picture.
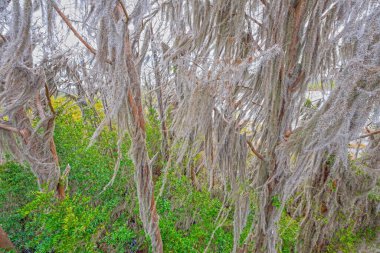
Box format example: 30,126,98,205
117,0,129,22
357,129,380,139
51,1,96,55
247,140,265,161
0,123,20,133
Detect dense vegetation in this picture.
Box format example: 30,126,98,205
1,0,379,252
1,100,378,252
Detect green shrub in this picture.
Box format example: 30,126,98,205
156,173,233,252
279,213,300,253
3,98,376,253
326,225,378,253
0,161,38,247
20,192,103,252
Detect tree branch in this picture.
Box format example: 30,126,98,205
52,2,113,64
117,0,129,22
0,123,20,133
51,1,96,55
247,140,265,161
357,129,380,139
45,84,56,115
0,34,6,42
260,0,269,7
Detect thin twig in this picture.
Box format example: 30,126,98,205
45,84,56,115
357,129,380,139
245,14,263,28
0,34,6,42
118,0,129,22
52,1,113,64
35,93,46,119
260,0,268,7
247,140,265,161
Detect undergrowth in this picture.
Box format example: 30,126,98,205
0,98,377,252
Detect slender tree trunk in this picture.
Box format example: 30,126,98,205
255,1,307,251
0,0,62,196
205,127,215,192
150,27,169,165
13,107,60,192
123,25,163,253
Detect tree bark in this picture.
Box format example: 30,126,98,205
255,1,307,251
0,226,15,250
123,25,163,253
150,26,169,168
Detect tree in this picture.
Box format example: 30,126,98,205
0,0,379,252
0,0,62,195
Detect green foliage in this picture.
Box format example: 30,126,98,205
0,161,38,247
326,225,378,253
272,195,281,208
101,215,139,253
238,203,255,251
304,98,313,108
279,213,300,253
20,192,106,253
307,82,335,91
271,196,300,253
146,106,163,159
367,178,380,202
54,99,132,197
0,99,140,252
1,98,376,253
156,173,233,252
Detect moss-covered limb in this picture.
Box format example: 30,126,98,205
279,154,380,253
271,55,380,251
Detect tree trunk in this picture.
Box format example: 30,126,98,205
0,226,15,250
255,1,307,251
150,27,169,168
123,25,163,253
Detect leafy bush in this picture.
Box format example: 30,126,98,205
20,192,104,252
0,98,140,252
1,98,376,252
279,213,300,253
326,224,378,253
155,173,234,252
53,97,132,197
0,161,38,247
